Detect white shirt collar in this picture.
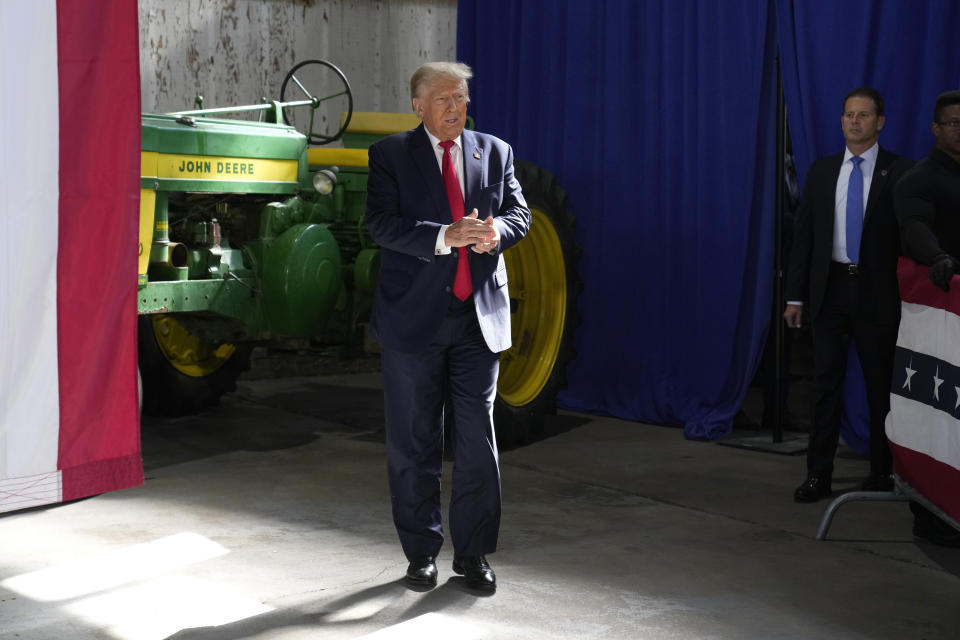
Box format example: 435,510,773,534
424,126,462,153
843,141,879,164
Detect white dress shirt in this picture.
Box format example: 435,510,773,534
832,141,878,263
422,127,464,256
787,141,880,308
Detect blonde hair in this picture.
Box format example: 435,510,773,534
410,62,473,102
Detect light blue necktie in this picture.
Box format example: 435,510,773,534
846,156,864,264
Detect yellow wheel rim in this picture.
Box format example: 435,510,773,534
498,207,567,407
151,314,236,378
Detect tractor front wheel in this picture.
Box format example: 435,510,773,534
138,315,251,416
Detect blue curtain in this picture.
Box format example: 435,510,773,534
458,0,960,441
776,0,960,454
776,0,960,184
458,0,779,439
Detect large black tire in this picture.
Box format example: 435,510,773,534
494,159,581,447
138,315,252,416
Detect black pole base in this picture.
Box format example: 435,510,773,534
717,431,808,455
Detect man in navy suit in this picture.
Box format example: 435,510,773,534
784,87,913,503
365,61,530,590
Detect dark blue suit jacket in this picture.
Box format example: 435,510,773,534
365,124,531,354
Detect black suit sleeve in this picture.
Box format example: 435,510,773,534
895,164,950,265
784,162,819,304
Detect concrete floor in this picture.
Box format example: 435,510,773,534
1,372,959,639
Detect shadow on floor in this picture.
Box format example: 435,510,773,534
165,577,489,640
142,380,595,472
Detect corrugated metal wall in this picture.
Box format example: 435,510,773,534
139,0,457,119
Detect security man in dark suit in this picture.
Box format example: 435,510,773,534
894,89,960,546
784,87,914,503
365,62,530,589
896,89,960,285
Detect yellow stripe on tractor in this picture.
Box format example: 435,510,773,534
308,147,370,167
344,112,421,135
154,153,299,182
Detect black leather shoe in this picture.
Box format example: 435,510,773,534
793,476,831,503
860,473,894,492
452,555,496,590
405,556,437,586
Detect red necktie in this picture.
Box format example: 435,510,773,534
439,140,472,300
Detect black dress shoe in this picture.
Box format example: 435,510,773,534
860,473,894,492
452,555,496,590
793,476,831,503
405,556,437,586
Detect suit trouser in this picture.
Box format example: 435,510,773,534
808,266,897,478
380,299,501,560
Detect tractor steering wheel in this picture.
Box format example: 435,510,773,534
280,59,354,145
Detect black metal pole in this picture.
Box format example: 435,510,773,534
773,57,786,443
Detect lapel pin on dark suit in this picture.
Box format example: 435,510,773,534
881,169,888,176
473,152,481,160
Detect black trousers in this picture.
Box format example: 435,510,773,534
808,264,897,478
380,299,501,561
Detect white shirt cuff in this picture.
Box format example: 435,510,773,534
435,225,452,255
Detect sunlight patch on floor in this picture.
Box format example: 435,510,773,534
357,612,486,639
63,574,272,640
2,532,228,601
2,532,273,640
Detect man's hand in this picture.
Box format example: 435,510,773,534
445,209,496,248
471,215,500,254
929,254,960,291
783,303,803,329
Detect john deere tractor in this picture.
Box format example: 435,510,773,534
137,60,578,446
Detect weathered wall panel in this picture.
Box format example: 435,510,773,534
139,0,457,119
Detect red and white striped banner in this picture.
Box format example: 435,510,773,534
887,257,960,523
0,0,143,513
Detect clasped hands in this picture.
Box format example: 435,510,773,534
445,209,499,253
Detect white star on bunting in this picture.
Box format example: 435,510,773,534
933,366,944,401
903,359,917,391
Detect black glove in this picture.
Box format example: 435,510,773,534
929,254,960,291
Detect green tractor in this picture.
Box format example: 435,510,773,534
137,60,579,446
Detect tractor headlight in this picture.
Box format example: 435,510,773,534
312,168,338,195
